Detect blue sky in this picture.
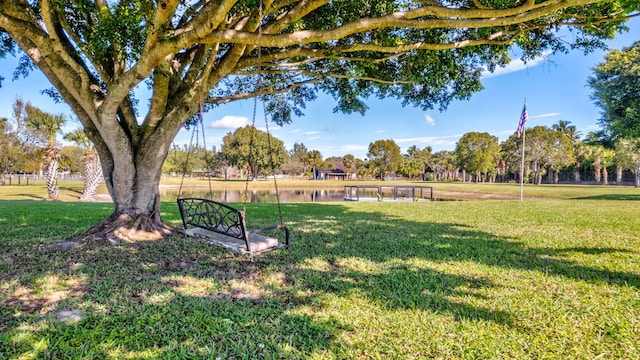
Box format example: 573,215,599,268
1,17,638,160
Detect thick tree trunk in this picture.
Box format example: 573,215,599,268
82,164,170,242
76,129,175,243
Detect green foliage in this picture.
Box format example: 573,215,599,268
58,145,85,173
552,120,582,143
588,42,640,139
0,117,20,175
221,126,287,178
503,126,575,184
367,139,402,180
397,146,432,179
342,154,356,170
163,144,212,175
63,128,92,149
55,0,148,64
615,138,640,170
454,132,500,181
306,150,323,168
26,112,65,148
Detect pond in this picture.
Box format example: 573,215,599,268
160,188,347,203
160,187,443,203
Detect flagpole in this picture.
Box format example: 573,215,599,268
520,124,526,202
520,98,527,202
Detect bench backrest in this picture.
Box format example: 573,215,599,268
177,198,247,240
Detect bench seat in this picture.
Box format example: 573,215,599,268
177,197,289,257
185,227,283,255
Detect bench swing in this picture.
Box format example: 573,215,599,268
176,44,290,259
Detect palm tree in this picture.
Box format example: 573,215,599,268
553,120,584,184
599,148,615,185
26,112,65,199
342,154,355,175
306,150,323,180
552,120,582,143
573,142,590,183
585,144,607,184
64,128,103,201
615,138,640,187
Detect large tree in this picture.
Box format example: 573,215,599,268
286,142,309,176
221,125,286,179
588,42,640,139
367,139,402,180
454,131,500,182
0,0,636,239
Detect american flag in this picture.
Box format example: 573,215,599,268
517,103,528,138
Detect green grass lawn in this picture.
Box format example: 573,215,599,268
1,189,639,358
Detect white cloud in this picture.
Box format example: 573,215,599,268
482,50,552,78
209,115,249,129
424,115,436,126
375,129,387,134
341,144,369,152
495,129,517,136
394,135,459,146
256,125,282,132
302,127,335,136
531,112,561,119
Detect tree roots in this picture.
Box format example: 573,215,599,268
73,213,175,244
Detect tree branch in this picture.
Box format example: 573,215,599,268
207,78,320,105
190,0,602,48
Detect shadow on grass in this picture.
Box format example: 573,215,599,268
59,187,83,195
0,201,638,357
283,203,640,287
574,194,640,201
13,193,47,200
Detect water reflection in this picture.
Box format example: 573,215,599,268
161,188,347,203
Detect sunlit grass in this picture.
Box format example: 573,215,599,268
0,196,639,358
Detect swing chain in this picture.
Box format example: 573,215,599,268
242,0,285,227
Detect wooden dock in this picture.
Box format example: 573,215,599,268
344,185,433,202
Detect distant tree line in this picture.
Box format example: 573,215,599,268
6,103,640,189
157,119,640,187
